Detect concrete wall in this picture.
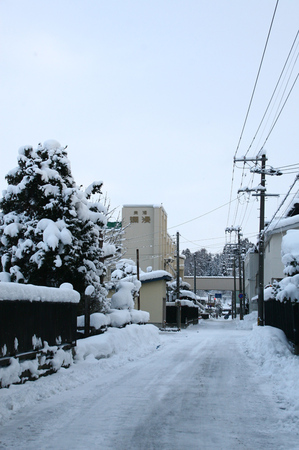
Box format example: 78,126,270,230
264,233,285,285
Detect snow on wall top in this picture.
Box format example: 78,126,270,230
0,282,80,303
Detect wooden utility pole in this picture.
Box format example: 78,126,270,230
257,154,266,326
193,254,197,295
176,232,181,329
235,154,281,326
136,248,140,310
238,229,243,320
233,256,236,319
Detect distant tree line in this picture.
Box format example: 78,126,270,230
182,238,254,277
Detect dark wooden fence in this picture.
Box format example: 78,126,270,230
264,300,299,346
166,304,199,327
0,300,78,359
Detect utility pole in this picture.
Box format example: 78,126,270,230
225,226,242,319
193,254,197,295
136,248,140,310
176,232,181,329
233,256,236,319
237,229,243,320
257,154,266,325
243,259,247,314
236,153,281,326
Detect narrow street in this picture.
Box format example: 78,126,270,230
1,320,298,449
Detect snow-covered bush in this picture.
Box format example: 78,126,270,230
110,259,141,309
0,140,116,312
111,281,136,309
265,230,299,303
281,230,299,277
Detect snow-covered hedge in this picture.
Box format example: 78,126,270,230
77,309,150,331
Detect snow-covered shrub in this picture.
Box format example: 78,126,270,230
0,140,116,312
281,230,299,277
111,281,136,309
110,259,141,309
265,230,299,303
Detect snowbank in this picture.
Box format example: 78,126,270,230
238,312,299,428
75,324,158,362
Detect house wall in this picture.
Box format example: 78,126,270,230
122,205,176,273
264,233,285,285
135,279,167,326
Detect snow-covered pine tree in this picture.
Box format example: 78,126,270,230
0,140,110,312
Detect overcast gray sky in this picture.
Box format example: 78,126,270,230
1,0,298,253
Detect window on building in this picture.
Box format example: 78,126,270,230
130,216,139,223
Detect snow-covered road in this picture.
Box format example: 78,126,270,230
1,318,299,449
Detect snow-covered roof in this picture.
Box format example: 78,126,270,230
265,215,299,236
140,270,172,283
0,282,80,303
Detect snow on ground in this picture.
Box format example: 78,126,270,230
1,314,299,447
0,324,160,423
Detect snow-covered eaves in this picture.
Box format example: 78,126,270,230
0,282,80,303
265,215,299,237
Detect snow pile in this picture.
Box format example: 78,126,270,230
0,282,80,303
239,314,299,427
75,324,158,362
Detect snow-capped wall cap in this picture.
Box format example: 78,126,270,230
59,282,74,290
85,285,95,296
0,272,11,282
43,139,62,150
0,282,80,303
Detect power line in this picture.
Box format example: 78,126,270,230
228,1,280,229
233,0,280,159
244,29,299,157
264,174,299,233
260,72,299,148
168,198,238,230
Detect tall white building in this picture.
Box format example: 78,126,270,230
122,204,176,274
